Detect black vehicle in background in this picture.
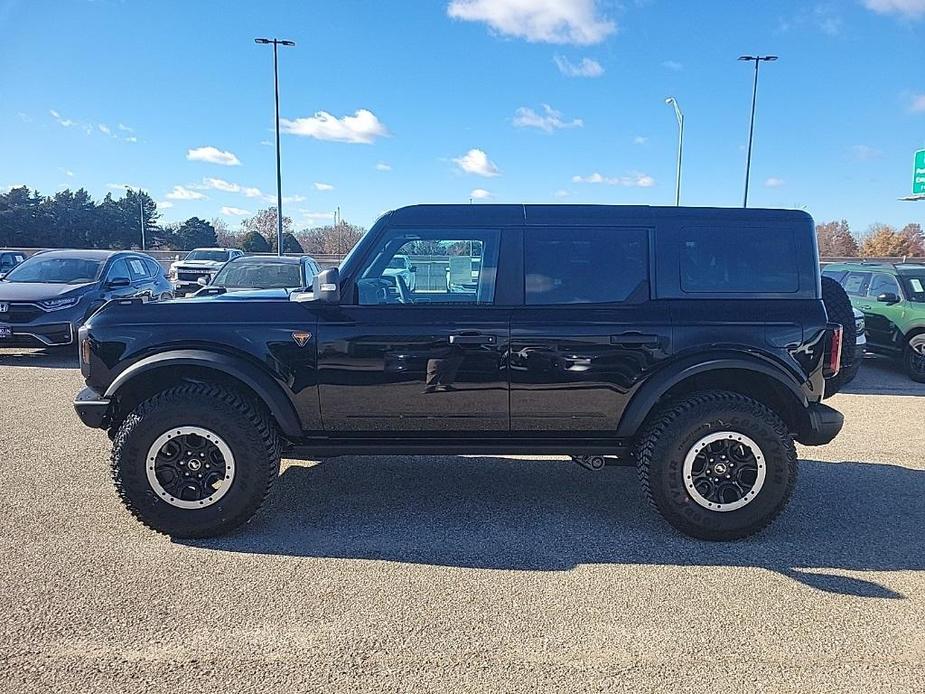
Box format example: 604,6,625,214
0,250,26,275
0,249,172,347
192,255,321,296
74,205,845,541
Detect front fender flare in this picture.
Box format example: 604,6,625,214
615,354,809,439
104,349,302,438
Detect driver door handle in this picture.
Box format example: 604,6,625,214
449,334,496,345
610,332,660,346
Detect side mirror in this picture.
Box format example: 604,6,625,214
409,265,417,272
876,292,900,305
197,276,209,286
106,277,131,289
312,267,340,304
0,272,6,281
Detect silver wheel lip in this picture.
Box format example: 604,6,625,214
910,335,925,355
683,431,766,513
146,426,235,510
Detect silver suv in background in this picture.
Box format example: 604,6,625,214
168,248,243,296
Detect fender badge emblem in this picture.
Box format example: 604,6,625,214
291,330,312,347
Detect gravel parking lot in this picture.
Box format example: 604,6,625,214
1,348,923,693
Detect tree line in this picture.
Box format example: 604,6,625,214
816,220,924,257
0,185,365,256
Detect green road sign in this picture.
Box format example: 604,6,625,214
915,149,925,195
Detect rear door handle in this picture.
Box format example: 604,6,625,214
610,333,660,347
449,334,496,345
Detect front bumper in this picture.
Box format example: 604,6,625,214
797,402,844,446
74,386,111,429
0,321,75,346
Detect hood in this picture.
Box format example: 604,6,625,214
175,260,226,269
0,281,96,302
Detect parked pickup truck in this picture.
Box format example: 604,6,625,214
74,205,846,541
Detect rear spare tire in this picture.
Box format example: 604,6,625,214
821,276,857,397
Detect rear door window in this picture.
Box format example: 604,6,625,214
867,273,901,299
525,227,648,305
680,227,798,293
127,257,150,281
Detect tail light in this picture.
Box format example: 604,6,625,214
825,324,843,378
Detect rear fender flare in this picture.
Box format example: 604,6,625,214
104,349,302,438
615,354,808,439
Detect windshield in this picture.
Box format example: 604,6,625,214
185,250,229,262
3,256,104,284
387,257,408,269
901,274,925,303
212,261,303,289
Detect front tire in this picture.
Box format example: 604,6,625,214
635,391,797,540
111,383,280,538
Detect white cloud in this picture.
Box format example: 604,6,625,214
98,123,112,136
17,112,31,122
453,148,500,177
553,189,570,198
124,136,138,143
910,93,925,112
117,123,133,132
49,109,75,127
314,182,335,191
259,140,272,147
863,0,925,19
106,182,140,190
447,0,615,45
849,144,883,161
470,188,492,199
662,60,683,71
280,109,388,144
166,185,207,201
221,206,249,216
299,209,336,223
242,186,263,198
553,55,604,77
158,200,174,209
203,177,240,193
375,162,392,171
572,172,655,187
764,177,785,188
513,104,583,132
186,146,241,166
59,168,75,177
262,194,307,204
633,135,649,145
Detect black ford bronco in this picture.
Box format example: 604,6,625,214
74,205,846,540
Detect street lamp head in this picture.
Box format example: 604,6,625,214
255,38,271,44
762,55,779,61
279,40,296,46
738,55,754,61
665,96,675,105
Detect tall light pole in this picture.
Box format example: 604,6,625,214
739,55,778,208
255,37,295,256
665,97,684,206
124,186,146,250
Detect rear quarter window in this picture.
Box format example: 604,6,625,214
680,227,799,293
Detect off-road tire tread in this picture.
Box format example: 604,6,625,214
110,382,280,538
821,276,858,397
633,390,798,540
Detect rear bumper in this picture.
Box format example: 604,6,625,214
797,402,844,446
74,386,111,429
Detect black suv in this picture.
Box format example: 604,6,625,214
74,205,845,540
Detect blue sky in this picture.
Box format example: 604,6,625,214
1,0,924,234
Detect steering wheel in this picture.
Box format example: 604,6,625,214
394,274,412,304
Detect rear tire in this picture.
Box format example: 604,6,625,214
634,390,797,541
821,276,857,398
111,383,280,538
905,334,925,383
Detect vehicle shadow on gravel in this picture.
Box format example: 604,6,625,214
186,456,924,599
0,348,78,369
